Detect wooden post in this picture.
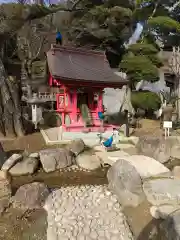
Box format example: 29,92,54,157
126,112,130,137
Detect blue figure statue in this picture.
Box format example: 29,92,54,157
102,134,114,148
99,128,117,148
56,31,62,45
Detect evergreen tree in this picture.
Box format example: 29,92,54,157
67,0,180,78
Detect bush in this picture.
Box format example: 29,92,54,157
131,91,161,113
119,54,159,83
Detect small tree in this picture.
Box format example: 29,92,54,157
119,43,163,89
131,91,161,116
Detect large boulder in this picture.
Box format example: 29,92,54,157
143,178,180,206
0,171,11,214
76,152,101,170
172,166,180,179
160,209,180,239
150,205,180,220
137,136,180,163
95,150,130,166
12,182,50,210
107,159,145,207
120,155,170,179
39,148,73,173
9,157,39,176
1,154,22,171
106,154,170,179
66,139,85,156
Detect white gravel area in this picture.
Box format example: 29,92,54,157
44,185,134,240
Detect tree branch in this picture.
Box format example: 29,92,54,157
149,0,161,19
32,36,46,61
0,2,84,40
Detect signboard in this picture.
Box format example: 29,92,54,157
31,61,47,80
58,96,65,108
163,121,172,139
163,121,172,129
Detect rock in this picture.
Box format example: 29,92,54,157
9,157,39,176
1,154,22,171
107,159,145,207
160,209,180,239
172,166,180,179
12,182,49,210
150,205,180,219
66,139,85,156
137,136,180,163
76,152,101,170
171,145,180,160
39,148,73,173
150,206,160,219
0,143,7,168
143,178,180,206
0,170,11,181
129,136,139,146
123,147,138,155
29,152,39,158
95,150,130,166
120,155,170,179
0,174,11,214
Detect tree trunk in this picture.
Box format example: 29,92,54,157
0,58,24,137
176,77,180,120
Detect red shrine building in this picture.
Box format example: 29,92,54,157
24,45,128,132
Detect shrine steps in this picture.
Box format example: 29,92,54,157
40,127,119,147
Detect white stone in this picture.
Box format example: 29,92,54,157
29,152,39,158
95,150,130,166
45,185,134,240
120,155,171,179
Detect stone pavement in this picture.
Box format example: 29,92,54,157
44,185,134,240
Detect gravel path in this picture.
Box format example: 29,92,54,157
44,185,134,240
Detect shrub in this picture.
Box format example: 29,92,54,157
119,54,159,83
131,91,161,113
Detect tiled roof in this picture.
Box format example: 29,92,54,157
47,45,128,84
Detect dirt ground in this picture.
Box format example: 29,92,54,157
0,120,167,240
